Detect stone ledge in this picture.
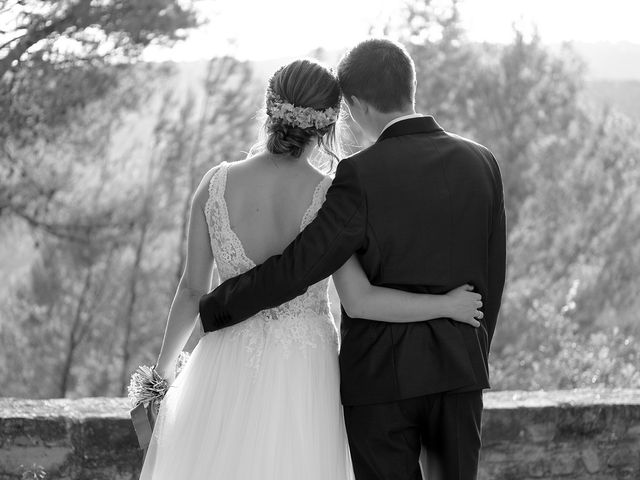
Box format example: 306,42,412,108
1,390,639,479
483,389,640,408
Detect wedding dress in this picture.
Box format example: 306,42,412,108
139,162,354,479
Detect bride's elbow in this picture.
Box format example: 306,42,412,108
337,284,377,319
341,298,365,319
178,282,207,301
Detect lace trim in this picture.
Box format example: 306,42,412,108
215,162,255,268
204,162,255,279
203,162,225,245
300,176,332,230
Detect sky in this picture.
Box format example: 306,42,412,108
142,0,640,62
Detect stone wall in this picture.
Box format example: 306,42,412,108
478,390,640,479
1,390,639,479
0,398,141,480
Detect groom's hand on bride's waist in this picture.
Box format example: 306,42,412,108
199,293,232,332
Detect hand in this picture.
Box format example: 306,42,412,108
444,284,483,327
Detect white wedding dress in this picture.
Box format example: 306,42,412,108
139,162,354,479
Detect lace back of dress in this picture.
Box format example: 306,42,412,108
203,162,333,321
204,163,255,282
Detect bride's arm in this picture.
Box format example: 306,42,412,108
155,170,217,381
332,256,483,325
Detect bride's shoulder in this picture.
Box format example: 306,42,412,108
318,174,332,190
192,162,228,207
319,172,332,183
309,168,330,184
311,172,333,202
306,163,332,184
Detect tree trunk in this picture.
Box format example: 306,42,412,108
58,266,92,397
118,218,149,394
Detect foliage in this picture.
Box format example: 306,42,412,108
0,0,198,76
0,1,202,398
0,55,259,397
491,282,640,390
0,0,199,230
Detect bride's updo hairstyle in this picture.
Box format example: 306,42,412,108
263,59,342,161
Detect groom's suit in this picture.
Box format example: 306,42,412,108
200,116,506,480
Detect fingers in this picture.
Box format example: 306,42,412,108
455,314,481,327
463,284,473,291
465,317,481,327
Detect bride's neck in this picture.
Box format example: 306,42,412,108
269,145,315,166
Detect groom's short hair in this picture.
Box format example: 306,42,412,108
338,38,416,113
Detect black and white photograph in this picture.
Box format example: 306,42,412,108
1,0,640,479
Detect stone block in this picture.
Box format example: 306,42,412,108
549,453,579,476
581,446,601,473
607,447,636,467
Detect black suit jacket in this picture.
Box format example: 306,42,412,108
199,116,506,406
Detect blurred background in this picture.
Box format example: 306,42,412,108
1,0,639,399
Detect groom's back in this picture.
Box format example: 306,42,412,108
356,131,498,288
339,116,506,406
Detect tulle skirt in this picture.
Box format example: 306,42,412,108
139,315,354,479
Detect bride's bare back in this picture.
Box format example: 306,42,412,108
223,152,327,265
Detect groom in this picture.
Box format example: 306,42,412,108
200,39,506,480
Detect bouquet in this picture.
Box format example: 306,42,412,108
127,352,190,451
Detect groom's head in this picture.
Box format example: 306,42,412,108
338,39,416,139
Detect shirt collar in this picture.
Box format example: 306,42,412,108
376,115,444,143
380,113,424,135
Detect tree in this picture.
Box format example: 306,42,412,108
0,55,261,397
1,235,121,397
501,109,640,347
0,0,197,77
0,0,198,232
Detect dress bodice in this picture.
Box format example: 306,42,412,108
202,162,338,367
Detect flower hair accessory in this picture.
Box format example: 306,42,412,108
266,88,339,130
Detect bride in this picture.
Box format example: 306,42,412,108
138,58,483,479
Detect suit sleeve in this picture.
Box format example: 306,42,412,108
485,155,507,345
199,158,366,332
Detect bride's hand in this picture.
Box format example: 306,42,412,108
155,360,176,386
444,284,483,327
